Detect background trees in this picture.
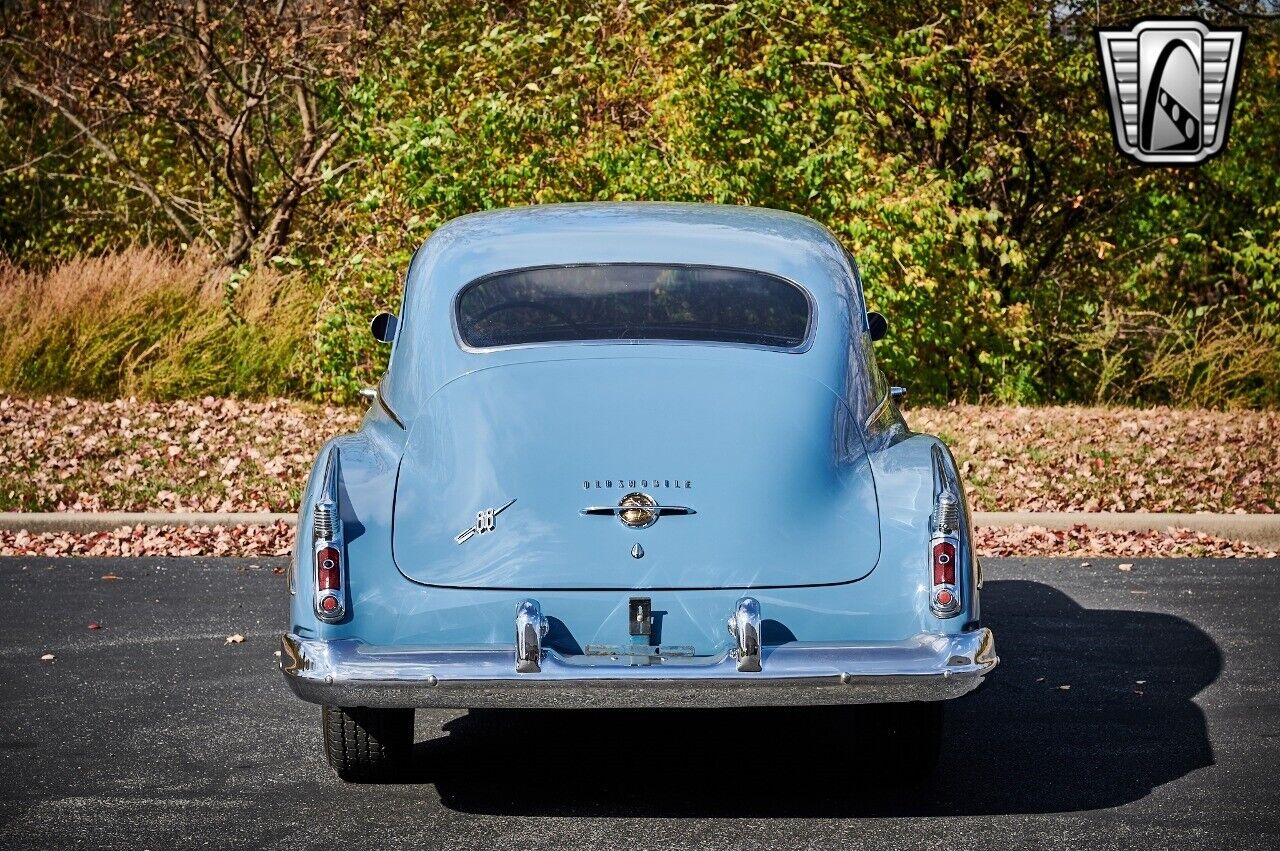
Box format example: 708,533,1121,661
1,0,373,264
1,0,1277,405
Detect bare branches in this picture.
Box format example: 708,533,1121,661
4,71,196,242
2,0,372,264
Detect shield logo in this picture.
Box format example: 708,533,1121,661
1095,18,1245,166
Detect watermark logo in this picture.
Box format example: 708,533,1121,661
1095,18,1245,166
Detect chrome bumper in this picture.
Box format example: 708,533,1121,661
279,628,997,709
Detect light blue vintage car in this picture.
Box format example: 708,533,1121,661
280,203,997,781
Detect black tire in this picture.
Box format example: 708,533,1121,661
321,705,414,782
866,700,945,784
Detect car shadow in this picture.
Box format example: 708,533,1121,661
406,580,1221,817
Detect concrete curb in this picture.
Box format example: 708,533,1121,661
1,510,1278,550
0,512,294,533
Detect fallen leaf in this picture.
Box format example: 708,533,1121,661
2,397,1278,559
101,574,122,581
40,653,55,662
1057,684,1071,690
224,633,245,645
1118,563,1133,571
87,622,100,630
3,400,1277,519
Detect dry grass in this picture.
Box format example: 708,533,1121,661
0,248,315,399
1067,305,1280,408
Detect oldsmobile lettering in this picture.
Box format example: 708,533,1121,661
583,479,692,490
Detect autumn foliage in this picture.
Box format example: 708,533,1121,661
2,1,1278,405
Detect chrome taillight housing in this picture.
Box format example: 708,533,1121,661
313,449,345,623
929,447,963,619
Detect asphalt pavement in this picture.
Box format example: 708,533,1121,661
0,556,1276,850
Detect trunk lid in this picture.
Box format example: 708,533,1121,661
391,357,880,589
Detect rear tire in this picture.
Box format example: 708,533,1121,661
866,700,945,783
321,705,414,782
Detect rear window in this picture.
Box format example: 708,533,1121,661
455,264,812,350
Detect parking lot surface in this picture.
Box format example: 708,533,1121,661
0,556,1275,850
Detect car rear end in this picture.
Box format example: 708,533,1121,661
279,203,996,780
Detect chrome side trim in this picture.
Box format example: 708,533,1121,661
727,597,763,672
312,448,341,541
375,382,405,430
863,389,890,431
279,628,997,709
515,599,549,673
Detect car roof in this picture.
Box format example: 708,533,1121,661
383,203,877,416
426,202,844,261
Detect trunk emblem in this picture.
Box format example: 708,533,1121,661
455,498,517,544
619,492,659,528
581,492,697,529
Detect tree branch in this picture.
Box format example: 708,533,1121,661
4,73,195,243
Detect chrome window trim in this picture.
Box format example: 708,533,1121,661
450,262,818,355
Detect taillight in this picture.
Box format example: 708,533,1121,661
313,538,344,622
930,492,961,618
317,546,341,591
933,540,956,585
313,542,344,620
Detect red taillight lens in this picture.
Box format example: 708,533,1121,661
932,541,956,586
317,546,341,591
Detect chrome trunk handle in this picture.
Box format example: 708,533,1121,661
727,597,763,672
515,599,549,673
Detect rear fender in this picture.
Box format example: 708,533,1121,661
867,432,980,627
290,412,407,635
